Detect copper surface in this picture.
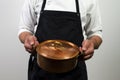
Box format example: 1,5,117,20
36,40,79,60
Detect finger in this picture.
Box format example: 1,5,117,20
30,36,39,48
81,40,89,51
24,35,39,53
84,54,93,60
24,36,35,53
24,42,33,53
24,42,36,53
79,47,85,55
82,40,94,55
24,39,33,50
25,48,33,53
84,47,94,56
83,47,94,60
29,36,36,46
34,41,39,48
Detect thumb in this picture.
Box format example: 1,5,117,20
81,40,88,51
29,36,36,46
30,36,39,48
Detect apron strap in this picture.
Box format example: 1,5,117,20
41,0,80,14
75,0,80,14
41,0,46,13
28,53,37,80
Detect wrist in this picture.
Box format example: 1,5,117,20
87,35,102,49
19,32,33,44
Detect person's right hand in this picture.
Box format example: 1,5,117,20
24,35,39,53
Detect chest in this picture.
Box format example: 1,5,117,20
34,0,87,27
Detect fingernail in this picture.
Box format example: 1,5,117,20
82,47,86,51
30,41,34,45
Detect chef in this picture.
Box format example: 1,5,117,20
18,0,103,80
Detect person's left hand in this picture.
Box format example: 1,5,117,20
79,39,94,60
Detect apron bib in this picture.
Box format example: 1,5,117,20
28,0,87,80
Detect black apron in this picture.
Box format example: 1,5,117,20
28,0,88,80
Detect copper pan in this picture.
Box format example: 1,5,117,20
36,40,80,73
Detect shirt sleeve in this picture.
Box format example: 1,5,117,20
18,0,37,36
84,0,102,39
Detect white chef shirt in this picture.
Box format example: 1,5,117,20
18,0,102,39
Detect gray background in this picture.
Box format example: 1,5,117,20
0,0,120,80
